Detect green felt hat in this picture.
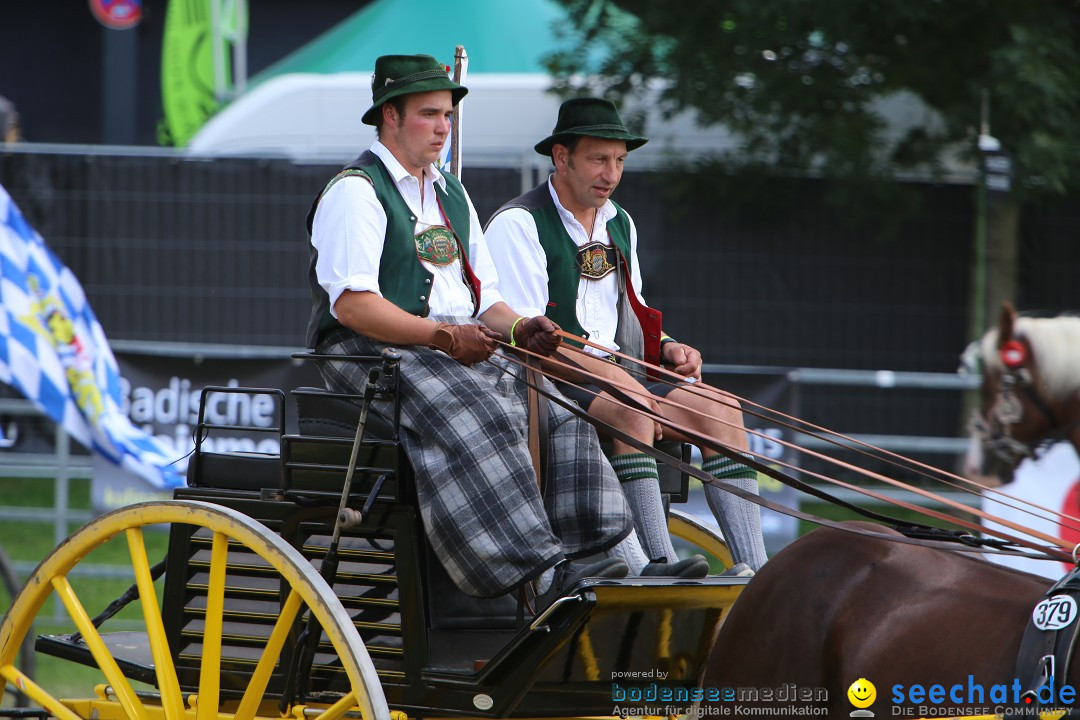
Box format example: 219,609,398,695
534,97,648,156
361,54,468,126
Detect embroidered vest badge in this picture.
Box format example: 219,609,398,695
577,241,617,279
414,225,459,266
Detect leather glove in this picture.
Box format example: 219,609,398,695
428,322,501,365
514,316,562,356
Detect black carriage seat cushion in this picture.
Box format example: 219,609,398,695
187,449,280,491
190,387,380,492
294,387,397,439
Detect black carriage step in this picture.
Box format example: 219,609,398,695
417,576,749,717
35,631,157,686
157,489,416,696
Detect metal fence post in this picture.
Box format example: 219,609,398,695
52,424,71,624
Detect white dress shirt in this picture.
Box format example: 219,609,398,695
311,141,504,318
486,176,646,355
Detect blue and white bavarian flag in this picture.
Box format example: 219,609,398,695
0,184,183,488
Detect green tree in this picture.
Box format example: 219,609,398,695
547,0,1080,336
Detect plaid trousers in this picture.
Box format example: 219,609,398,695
318,322,631,598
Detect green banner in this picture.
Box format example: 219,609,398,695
158,0,247,147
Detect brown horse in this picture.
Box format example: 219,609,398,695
700,304,1080,716
702,523,1062,717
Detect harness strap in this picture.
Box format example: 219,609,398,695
1017,371,1063,429
1017,566,1080,703
525,356,549,493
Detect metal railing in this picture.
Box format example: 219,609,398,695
0,397,94,542
704,362,979,455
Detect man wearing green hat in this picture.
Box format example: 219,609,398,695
486,97,769,574
305,55,642,607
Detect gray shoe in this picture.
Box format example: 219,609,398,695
641,554,710,578
535,557,629,611
720,562,755,578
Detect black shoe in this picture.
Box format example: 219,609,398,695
535,557,629,612
641,554,710,578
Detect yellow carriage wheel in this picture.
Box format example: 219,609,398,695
0,544,34,708
668,508,735,570
0,500,390,720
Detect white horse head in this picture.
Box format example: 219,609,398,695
964,303,1080,485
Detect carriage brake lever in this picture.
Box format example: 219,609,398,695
280,366,381,714
338,473,389,530
530,595,585,633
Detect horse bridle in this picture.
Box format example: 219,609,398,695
973,340,1068,472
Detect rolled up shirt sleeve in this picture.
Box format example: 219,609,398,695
483,207,548,318
310,176,387,318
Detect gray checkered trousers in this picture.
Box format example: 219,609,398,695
318,320,632,598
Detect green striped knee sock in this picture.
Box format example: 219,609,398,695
610,452,678,563
702,453,769,571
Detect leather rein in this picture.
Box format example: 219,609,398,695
493,334,1073,563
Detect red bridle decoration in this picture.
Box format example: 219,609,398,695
1000,339,1028,369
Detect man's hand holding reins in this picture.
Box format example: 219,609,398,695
514,316,562,356
662,341,703,380
429,322,502,365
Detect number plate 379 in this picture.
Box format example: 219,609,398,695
1033,595,1078,631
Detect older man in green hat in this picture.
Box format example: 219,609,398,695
304,56,639,606
486,97,769,575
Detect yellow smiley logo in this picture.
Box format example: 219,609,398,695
847,678,876,709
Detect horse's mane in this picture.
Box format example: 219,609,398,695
979,314,1080,399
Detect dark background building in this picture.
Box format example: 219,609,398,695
0,0,368,145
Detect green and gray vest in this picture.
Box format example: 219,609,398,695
488,183,663,365
305,151,479,348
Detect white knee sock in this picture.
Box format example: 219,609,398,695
610,452,679,563
703,453,769,571
606,528,651,574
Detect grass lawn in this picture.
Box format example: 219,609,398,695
1,477,169,701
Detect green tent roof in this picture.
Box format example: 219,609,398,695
252,0,572,85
